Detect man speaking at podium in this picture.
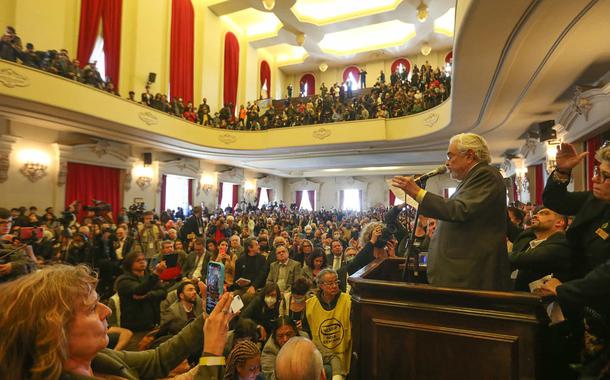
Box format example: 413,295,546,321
392,133,511,290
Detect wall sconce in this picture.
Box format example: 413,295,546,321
417,1,428,22
18,149,49,182
514,159,529,193
545,140,561,174
244,180,256,197
133,165,153,190
201,174,215,194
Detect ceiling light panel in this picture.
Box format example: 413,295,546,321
318,20,416,56
434,7,455,37
291,0,403,26
221,8,283,41
259,43,309,66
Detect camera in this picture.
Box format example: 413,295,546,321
375,224,397,248
127,202,146,223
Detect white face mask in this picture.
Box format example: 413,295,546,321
265,296,277,308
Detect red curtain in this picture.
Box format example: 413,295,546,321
445,51,453,64
76,0,103,69
534,164,544,205
160,174,167,212
389,189,396,206
586,136,602,190
65,162,120,223
342,66,360,84
266,188,272,202
300,74,315,96
224,32,240,115
170,0,194,103
308,190,315,211
188,178,194,207
101,0,122,88
260,60,271,99
255,187,262,207
295,191,303,209
232,184,239,208
391,58,411,75
339,190,345,210
218,182,223,207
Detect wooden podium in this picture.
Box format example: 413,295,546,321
348,257,550,380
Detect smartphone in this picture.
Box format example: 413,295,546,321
219,245,227,256
205,261,225,314
164,253,178,268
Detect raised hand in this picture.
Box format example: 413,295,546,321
555,143,588,172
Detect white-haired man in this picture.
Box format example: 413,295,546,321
275,337,326,380
392,132,511,290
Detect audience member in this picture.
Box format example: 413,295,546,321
266,244,302,293
224,339,262,380
509,207,572,291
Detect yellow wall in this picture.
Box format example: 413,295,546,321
12,0,79,54
0,0,16,40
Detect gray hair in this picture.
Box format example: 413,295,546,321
449,133,491,164
316,268,338,284
595,142,610,164
359,221,385,248
275,337,324,380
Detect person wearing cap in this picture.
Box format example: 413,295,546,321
0,208,37,283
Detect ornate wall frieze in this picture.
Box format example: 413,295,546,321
0,68,30,88
423,113,439,128
312,128,331,140
138,111,159,126
218,134,237,145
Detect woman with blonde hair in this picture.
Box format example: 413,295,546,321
0,264,235,380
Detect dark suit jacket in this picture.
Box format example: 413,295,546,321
182,251,212,280
419,162,511,290
159,298,203,336
509,230,573,291
180,215,205,241
266,258,302,292
543,172,610,316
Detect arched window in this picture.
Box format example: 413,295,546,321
300,74,316,96
260,60,271,99
342,66,360,90
445,51,453,64
391,58,411,76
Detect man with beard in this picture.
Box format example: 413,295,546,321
509,207,572,291
159,280,203,336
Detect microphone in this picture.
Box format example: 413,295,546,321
414,165,448,182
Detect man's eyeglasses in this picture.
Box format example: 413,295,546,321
593,165,610,182
321,280,341,286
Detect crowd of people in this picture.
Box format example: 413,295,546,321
0,26,118,94
1,25,451,132
0,201,410,379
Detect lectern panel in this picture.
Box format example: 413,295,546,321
371,318,519,379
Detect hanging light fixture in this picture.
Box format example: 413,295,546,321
416,1,428,22
420,42,432,56
319,63,328,72
262,0,275,11
296,32,305,46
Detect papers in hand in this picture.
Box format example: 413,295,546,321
528,274,566,326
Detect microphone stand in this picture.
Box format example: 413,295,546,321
401,178,427,282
